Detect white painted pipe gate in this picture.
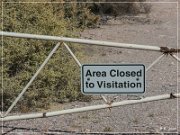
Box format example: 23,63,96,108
0,31,180,121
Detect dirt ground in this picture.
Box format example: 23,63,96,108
2,0,180,134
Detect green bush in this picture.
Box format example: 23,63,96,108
1,2,95,112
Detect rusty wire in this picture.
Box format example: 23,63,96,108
160,47,180,55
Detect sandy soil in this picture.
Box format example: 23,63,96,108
2,1,179,134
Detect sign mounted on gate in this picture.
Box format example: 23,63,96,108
81,64,145,94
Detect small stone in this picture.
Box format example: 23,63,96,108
168,128,177,132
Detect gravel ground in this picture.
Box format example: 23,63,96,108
1,0,180,134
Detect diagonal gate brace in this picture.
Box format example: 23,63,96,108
3,42,62,117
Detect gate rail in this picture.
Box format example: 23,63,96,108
0,31,179,121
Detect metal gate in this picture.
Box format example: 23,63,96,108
0,31,179,121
